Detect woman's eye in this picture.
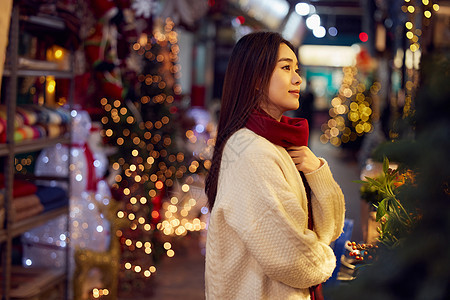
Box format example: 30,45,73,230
282,65,290,70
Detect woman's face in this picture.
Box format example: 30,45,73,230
262,43,302,120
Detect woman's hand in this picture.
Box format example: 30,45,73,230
287,146,323,174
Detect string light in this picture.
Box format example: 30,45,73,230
321,67,379,146
400,0,438,117
403,0,438,53
92,288,110,298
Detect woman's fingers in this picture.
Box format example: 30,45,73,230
287,146,321,173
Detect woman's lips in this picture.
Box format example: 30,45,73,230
289,90,300,97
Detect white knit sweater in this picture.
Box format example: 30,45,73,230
205,128,345,300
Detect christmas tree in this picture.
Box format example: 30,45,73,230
100,16,211,295
320,46,379,153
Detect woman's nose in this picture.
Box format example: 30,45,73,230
293,73,302,85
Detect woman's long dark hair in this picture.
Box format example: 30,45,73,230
205,32,295,210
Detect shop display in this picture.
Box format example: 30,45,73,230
0,104,70,143
1,1,78,297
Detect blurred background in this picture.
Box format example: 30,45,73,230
1,0,449,299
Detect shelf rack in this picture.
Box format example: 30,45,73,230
1,3,74,299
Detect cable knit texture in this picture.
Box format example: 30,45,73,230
205,128,345,299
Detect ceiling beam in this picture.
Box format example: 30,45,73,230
288,0,363,16
315,6,363,15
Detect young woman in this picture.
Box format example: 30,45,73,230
205,32,345,299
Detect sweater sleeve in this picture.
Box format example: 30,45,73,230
305,158,346,245
220,149,339,289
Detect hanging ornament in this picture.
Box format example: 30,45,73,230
85,0,125,101
131,0,159,19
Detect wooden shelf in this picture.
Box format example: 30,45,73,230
2,68,73,79
11,205,68,239
19,15,66,31
0,206,68,243
14,174,70,182
0,266,66,298
0,135,70,157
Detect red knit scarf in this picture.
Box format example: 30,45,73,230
245,109,324,300
245,109,309,148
